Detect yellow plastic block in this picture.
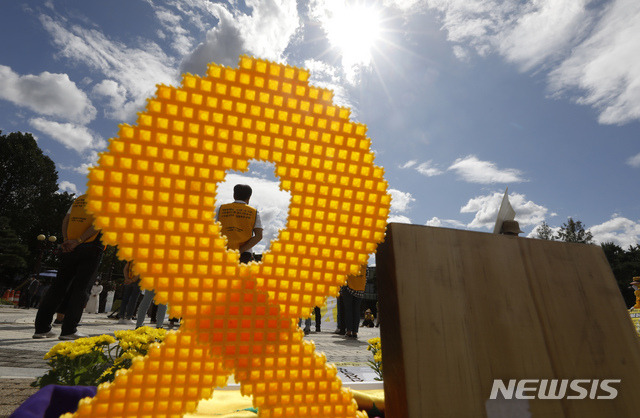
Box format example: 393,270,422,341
79,56,389,417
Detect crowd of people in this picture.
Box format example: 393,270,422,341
25,184,376,338
28,184,264,338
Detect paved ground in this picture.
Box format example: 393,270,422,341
0,305,380,416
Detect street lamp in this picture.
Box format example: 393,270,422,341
37,234,57,243
35,234,58,280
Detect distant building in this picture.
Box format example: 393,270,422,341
363,266,377,301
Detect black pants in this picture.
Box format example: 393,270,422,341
35,244,103,335
314,306,321,330
336,293,345,331
239,252,254,264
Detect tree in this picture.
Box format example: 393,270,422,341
555,218,593,244
536,221,555,240
601,242,640,308
0,131,75,275
0,217,29,282
96,245,126,288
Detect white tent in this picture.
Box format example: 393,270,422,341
492,188,516,234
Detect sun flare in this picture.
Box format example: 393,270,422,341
323,3,382,67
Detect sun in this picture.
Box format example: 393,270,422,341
323,2,382,67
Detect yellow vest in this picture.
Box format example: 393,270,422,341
127,262,137,280
347,265,367,291
66,194,98,243
125,261,139,284
218,202,257,251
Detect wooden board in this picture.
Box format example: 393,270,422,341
376,223,640,418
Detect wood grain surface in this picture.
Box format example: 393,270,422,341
376,223,640,418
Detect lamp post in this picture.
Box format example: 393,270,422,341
35,234,57,280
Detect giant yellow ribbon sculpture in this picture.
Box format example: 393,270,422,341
73,56,390,417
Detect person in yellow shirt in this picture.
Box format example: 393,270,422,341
361,309,375,328
342,265,367,339
33,194,103,340
215,184,263,264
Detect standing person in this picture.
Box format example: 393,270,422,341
298,317,311,336
33,194,103,340
135,290,167,329
85,281,102,313
35,281,50,308
342,265,367,339
299,307,321,336
333,290,346,335
15,276,33,308
19,276,40,308
118,261,141,324
27,277,40,308
313,306,321,333
215,184,263,264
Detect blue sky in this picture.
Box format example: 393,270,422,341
1,0,638,255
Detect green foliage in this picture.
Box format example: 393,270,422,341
0,216,29,279
96,245,127,291
0,131,75,277
556,218,593,244
536,221,555,240
601,242,640,308
366,337,383,381
32,328,167,388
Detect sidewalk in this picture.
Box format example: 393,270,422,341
0,306,380,416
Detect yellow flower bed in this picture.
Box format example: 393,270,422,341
33,327,166,388
366,337,383,381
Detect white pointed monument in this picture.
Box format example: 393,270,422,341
492,187,516,234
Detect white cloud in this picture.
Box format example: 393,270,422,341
389,188,415,213
388,214,412,224
150,5,194,55
0,65,96,123
180,0,300,75
74,163,94,175
425,217,466,229
626,152,640,168
60,153,98,175
416,160,443,177
58,180,79,195
420,0,590,69
400,160,417,169
304,59,353,110
383,0,424,11
153,0,218,33
29,118,105,153
452,45,470,61
385,188,415,224
461,191,548,230
92,80,129,120
415,0,640,125
589,216,640,248
497,0,591,71
548,0,640,125
180,5,245,72
527,223,560,240
399,159,443,177
39,13,177,122
448,155,525,184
